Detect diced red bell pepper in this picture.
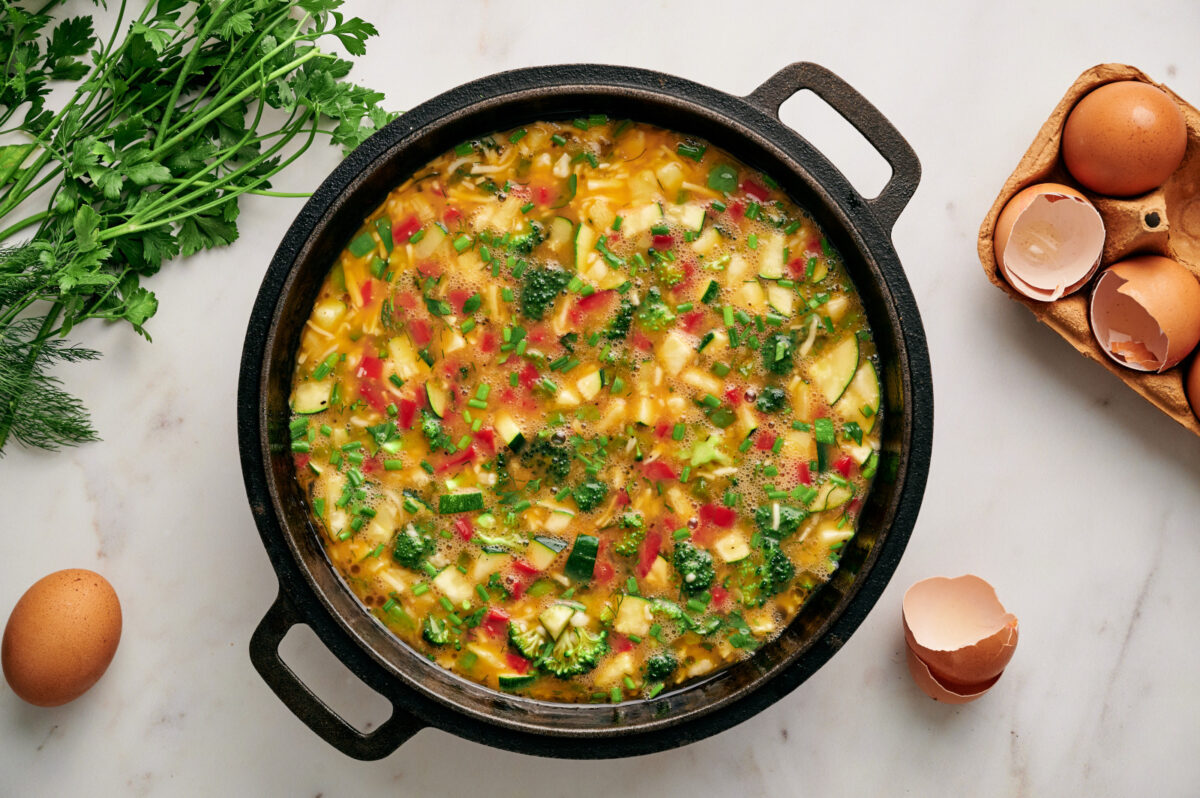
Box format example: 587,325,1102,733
518,361,541,390
630,331,653,353
356,354,383,380
527,324,551,345
480,608,509,638
786,257,808,278
755,432,777,451
679,309,706,334
636,529,662,578
473,428,496,455
479,331,498,353
453,516,473,542
359,279,374,307
394,291,418,310
505,652,531,674
448,288,473,314
358,380,389,413
397,398,418,429
652,233,674,249
293,453,310,470
360,455,382,474
408,318,432,348
641,461,678,482
393,214,420,242
724,386,742,406
654,423,671,439
592,539,615,583
698,503,737,528
835,455,855,478
608,632,634,654
508,578,528,601
710,584,729,610
727,200,745,219
576,289,615,314
416,261,442,278
741,179,770,202
533,184,554,205
614,491,630,507
443,207,462,227
796,461,812,486
436,445,475,473
513,558,541,576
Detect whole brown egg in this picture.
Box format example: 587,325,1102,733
1062,81,1187,197
2,569,122,707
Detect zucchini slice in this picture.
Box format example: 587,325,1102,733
574,222,597,270
425,382,449,418
526,536,566,570
292,381,333,414
809,335,859,405
438,492,483,514
498,673,537,690
539,604,577,640
494,411,525,452
834,359,881,434
563,534,599,581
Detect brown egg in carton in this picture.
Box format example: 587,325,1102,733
977,63,1200,437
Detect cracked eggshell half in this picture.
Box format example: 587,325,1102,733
902,574,1018,690
905,643,1001,704
1089,255,1200,373
993,183,1105,302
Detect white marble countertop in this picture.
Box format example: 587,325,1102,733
3,1,1200,795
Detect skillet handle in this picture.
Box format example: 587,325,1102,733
745,62,920,233
249,591,425,760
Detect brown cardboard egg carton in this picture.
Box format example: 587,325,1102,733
977,63,1200,437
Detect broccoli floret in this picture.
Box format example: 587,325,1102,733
520,267,572,320
605,299,635,340
762,331,795,375
760,540,797,596
613,512,645,556
508,221,545,255
473,528,527,551
636,287,676,332
420,409,452,452
573,480,608,512
392,524,434,568
508,620,550,660
754,385,788,414
520,435,572,482
753,503,809,539
644,650,678,682
422,616,452,646
537,626,609,678
672,542,715,594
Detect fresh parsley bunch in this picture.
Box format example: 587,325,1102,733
0,0,396,454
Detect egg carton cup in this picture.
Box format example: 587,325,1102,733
977,63,1200,437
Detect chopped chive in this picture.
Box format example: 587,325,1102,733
412,583,430,596
747,233,758,249
461,319,476,334
672,423,685,441
384,459,403,471
467,398,487,409
551,133,566,146
611,216,623,231
521,201,534,214
408,228,426,244
509,129,527,143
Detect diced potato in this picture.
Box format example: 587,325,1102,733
642,556,671,592
443,329,466,354
613,595,652,637
312,298,347,330
634,395,659,426
826,294,850,323
376,569,407,596
556,388,581,408
432,567,475,604
657,331,694,376
655,161,685,195
681,367,722,397
543,511,572,533
784,430,815,460
738,280,767,312
596,398,627,433
630,170,659,203
592,651,637,688
691,227,720,256
725,253,749,284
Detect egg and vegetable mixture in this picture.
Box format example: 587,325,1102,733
288,119,883,703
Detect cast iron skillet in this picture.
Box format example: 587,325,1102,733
238,62,932,760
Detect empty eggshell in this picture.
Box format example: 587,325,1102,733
1089,255,1200,372
902,575,1018,689
993,183,1105,301
905,643,1001,705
